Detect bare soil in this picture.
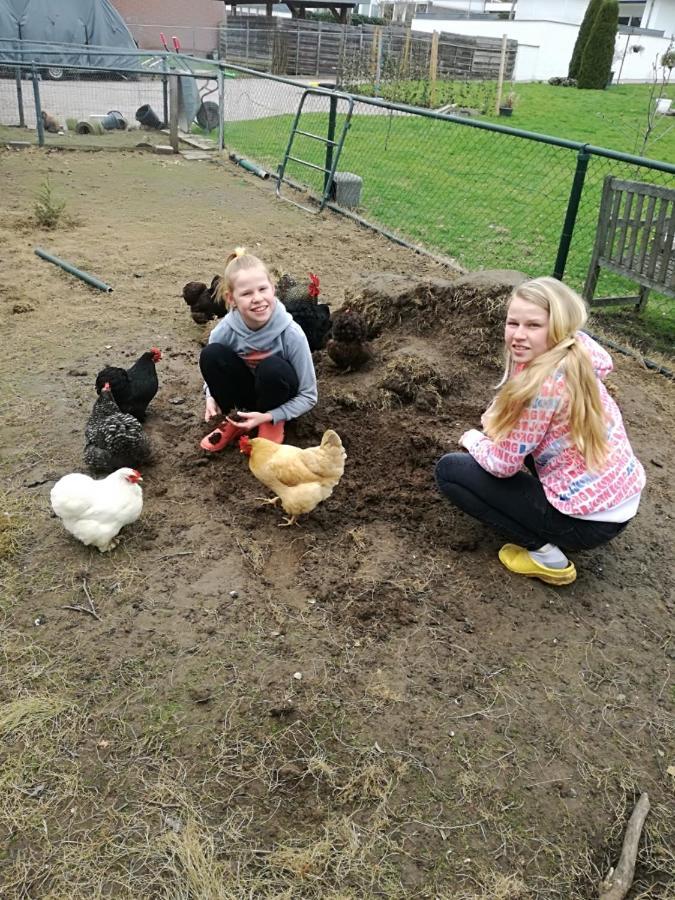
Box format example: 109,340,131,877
1,147,673,899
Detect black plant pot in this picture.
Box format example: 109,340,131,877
499,106,513,117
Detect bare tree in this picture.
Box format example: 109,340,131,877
635,42,675,157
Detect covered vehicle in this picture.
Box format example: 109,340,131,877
0,0,139,77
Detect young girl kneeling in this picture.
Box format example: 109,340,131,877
435,277,645,586
199,248,317,451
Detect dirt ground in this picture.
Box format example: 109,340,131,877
1,147,673,899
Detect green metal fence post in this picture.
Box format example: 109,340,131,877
31,65,44,147
554,145,591,281
324,93,337,193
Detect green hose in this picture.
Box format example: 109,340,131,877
35,248,113,292
228,152,270,180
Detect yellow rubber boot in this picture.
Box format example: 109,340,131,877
498,544,577,585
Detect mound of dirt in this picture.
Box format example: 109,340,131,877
344,269,527,341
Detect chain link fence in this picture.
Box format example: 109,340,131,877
1,52,673,356
216,70,674,356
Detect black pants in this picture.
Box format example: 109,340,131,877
200,345,298,415
434,452,627,551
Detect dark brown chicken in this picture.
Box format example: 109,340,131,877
95,348,161,422
326,308,373,372
182,275,226,325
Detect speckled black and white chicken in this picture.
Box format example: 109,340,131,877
277,272,332,352
182,275,226,325
326,308,373,371
84,383,152,474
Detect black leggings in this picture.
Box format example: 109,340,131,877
435,452,627,552
200,344,298,415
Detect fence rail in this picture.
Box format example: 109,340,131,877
1,51,673,354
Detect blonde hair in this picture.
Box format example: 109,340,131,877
216,247,272,305
483,277,608,470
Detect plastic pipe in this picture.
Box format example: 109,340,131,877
35,247,113,292
228,152,270,179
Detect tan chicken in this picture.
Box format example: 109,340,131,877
239,430,346,526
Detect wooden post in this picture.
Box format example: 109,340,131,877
217,67,225,151
429,31,439,108
371,26,381,80
15,68,25,127
495,32,508,114
169,74,179,152
374,26,383,96
400,28,411,78
31,66,44,147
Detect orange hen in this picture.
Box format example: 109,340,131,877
239,430,346,526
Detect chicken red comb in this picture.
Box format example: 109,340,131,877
239,435,252,455
150,347,162,361
308,273,320,298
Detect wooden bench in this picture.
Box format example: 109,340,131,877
584,176,675,311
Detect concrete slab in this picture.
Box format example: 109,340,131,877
181,150,214,160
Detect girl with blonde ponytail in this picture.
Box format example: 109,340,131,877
198,247,317,451
435,277,645,586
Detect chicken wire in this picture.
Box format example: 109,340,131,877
1,58,673,355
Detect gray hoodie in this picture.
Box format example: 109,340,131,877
206,300,317,424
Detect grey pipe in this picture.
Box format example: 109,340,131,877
35,247,113,292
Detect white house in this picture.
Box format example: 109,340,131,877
410,0,675,81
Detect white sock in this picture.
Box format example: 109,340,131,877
529,543,569,569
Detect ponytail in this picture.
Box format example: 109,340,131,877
215,247,272,304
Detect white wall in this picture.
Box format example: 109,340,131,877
613,31,675,79
646,0,675,32
515,0,587,24
412,16,578,79
411,14,675,80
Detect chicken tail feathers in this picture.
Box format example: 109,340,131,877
320,429,343,451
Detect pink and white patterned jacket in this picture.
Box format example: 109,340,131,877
461,332,645,517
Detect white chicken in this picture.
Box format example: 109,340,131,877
50,467,143,552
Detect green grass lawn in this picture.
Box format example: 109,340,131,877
219,82,675,353
489,82,675,162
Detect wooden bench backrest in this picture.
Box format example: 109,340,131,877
594,176,675,297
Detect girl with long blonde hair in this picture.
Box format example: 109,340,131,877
199,248,317,451
435,277,645,586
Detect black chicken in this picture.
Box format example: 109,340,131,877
84,384,152,474
95,347,161,422
326,308,373,372
284,299,332,352
276,273,332,352
183,276,226,325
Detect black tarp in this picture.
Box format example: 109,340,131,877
0,0,139,70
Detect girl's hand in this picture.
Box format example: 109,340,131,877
226,411,273,432
204,396,221,422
